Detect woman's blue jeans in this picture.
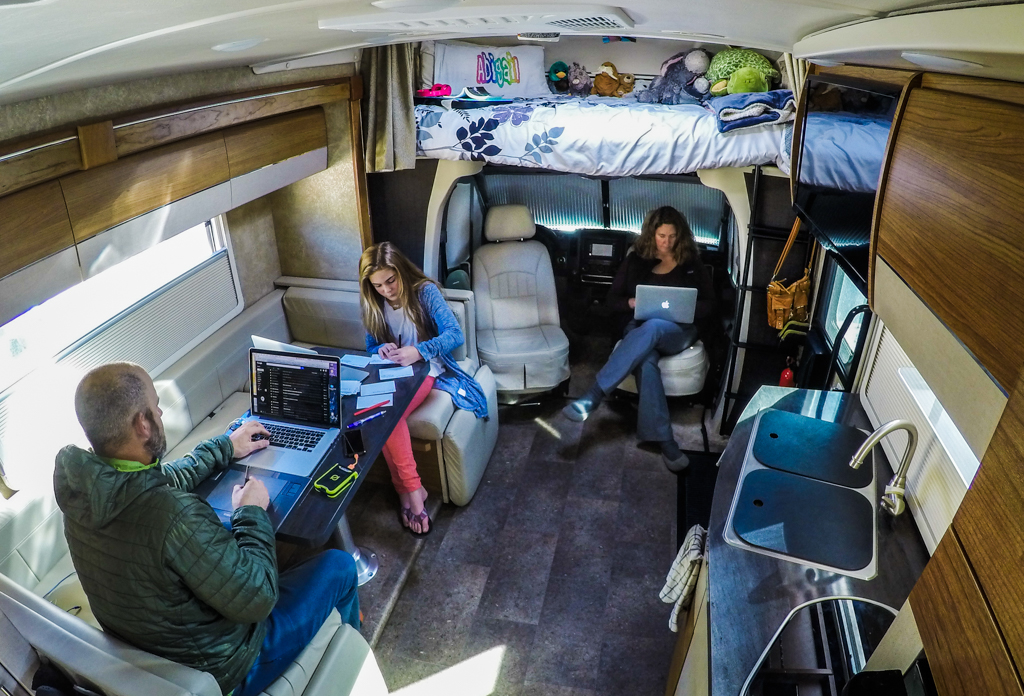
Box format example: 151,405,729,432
235,549,361,696
595,319,698,443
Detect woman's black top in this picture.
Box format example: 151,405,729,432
606,251,716,333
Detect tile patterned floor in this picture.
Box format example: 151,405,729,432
350,330,731,696
371,391,698,696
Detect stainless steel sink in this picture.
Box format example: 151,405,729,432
724,409,878,580
741,597,899,695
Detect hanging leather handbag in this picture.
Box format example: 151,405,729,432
766,218,811,331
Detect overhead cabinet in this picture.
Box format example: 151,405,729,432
0,180,75,281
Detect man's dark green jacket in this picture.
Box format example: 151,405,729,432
53,436,278,693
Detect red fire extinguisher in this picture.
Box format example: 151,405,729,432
779,357,796,388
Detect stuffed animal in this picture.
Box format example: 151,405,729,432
636,48,712,105
567,62,592,97
591,62,621,96
706,48,780,97
547,61,570,93
614,72,636,97
726,66,769,94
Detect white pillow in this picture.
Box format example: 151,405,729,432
434,42,549,98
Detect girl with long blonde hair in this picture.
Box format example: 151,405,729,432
359,242,488,535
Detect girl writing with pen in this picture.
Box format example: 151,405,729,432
359,242,489,535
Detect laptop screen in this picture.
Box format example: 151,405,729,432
250,350,341,428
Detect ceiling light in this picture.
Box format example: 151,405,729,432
212,38,266,52
369,0,461,12
901,52,984,71
661,30,725,40
518,32,560,42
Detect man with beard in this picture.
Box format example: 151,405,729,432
54,362,361,696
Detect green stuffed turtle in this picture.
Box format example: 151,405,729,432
709,66,769,97
706,48,780,96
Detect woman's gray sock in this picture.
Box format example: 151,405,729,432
561,383,605,422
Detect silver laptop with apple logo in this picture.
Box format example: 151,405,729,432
633,285,698,324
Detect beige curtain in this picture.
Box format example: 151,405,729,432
778,53,810,99
360,43,417,173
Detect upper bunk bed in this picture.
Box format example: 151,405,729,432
415,93,795,177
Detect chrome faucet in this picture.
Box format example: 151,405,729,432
848,420,918,517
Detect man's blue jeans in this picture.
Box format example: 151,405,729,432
595,319,698,443
235,549,361,696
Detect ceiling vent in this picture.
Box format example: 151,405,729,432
321,5,633,34
547,11,633,31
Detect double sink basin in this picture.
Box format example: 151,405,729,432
724,408,879,580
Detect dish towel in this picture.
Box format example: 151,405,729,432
660,524,707,632
708,90,796,133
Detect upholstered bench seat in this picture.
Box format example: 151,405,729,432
0,285,390,696
615,340,709,397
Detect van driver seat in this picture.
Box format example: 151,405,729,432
472,205,570,395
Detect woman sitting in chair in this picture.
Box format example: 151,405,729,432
561,206,714,472
359,242,488,535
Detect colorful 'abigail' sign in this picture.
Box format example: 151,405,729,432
434,43,548,98
476,51,521,88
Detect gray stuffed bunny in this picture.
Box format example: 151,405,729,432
567,62,592,97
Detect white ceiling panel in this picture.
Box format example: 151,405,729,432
0,0,1020,107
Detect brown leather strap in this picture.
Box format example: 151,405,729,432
771,218,802,281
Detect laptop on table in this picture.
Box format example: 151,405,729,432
202,348,343,530
634,285,698,324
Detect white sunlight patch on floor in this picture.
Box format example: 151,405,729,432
533,417,562,440
391,646,505,696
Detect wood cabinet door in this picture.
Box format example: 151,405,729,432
910,529,1023,696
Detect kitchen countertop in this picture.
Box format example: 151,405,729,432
709,387,930,695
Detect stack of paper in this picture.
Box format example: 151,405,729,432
340,354,372,368
356,394,394,409
379,365,414,379
360,381,396,396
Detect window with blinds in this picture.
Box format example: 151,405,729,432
480,172,728,245
0,217,241,491
481,173,603,231
608,178,726,245
860,325,979,554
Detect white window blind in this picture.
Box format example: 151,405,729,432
860,326,971,554
59,252,238,376
609,178,725,245
483,173,603,231
0,250,240,491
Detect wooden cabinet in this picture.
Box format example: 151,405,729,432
0,180,75,280
59,132,230,243
222,108,327,178
869,73,1024,696
667,560,709,696
910,529,1023,695
874,88,1024,392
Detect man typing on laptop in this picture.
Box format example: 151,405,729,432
54,362,361,696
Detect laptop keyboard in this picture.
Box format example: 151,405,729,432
263,423,325,452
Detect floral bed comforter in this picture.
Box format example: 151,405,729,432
415,95,790,176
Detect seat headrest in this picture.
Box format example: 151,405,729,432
484,205,535,242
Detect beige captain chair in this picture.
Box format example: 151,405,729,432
472,205,570,396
